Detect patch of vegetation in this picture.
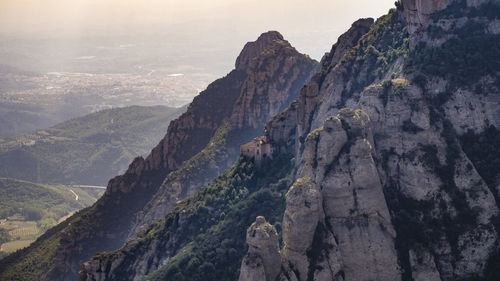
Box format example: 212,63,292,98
0,210,78,281
0,178,98,222
0,177,101,255
402,119,424,134
386,119,482,279
0,105,183,185
0,229,10,246
380,79,409,106
137,155,295,281
306,222,334,281
338,9,409,105
433,0,500,20
460,126,500,275
407,18,500,90
306,127,323,142
163,121,231,187
460,126,500,197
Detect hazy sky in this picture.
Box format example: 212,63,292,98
0,0,396,61
0,1,395,29
0,0,395,34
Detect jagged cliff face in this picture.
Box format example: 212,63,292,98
45,67,249,281
0,32,315,281
402,0,454,34
75,32,314,281
4,1,499,281
130,32,316,234
238,216,282,281
241,1,500,281
38,32,314,281
78,154,296,281
76,33,313,281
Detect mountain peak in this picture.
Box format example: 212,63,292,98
235,31,288,70
256,30,284,42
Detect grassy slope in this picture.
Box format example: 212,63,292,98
0,213,74,280
0,178,102,256
0,105,184,185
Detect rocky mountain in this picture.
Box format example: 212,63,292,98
78,0,500,280
0,31,316,281
241,0,500,280
130,31,316,233
76,18,375,281
0,105,184,186
2,0,500,280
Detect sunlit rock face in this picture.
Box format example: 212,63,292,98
402,0,454,34
238,216,281,281
76,32,316,281
240,1,500,280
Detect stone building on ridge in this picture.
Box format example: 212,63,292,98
240,136,273,164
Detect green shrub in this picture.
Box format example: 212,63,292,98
407,20,500,90
139,155,295,281
22,207,43,221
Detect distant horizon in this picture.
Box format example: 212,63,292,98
0,0,396,61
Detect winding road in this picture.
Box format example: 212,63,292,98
69,189,79,201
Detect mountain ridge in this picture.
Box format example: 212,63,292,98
2,1,500,280
0,31,316,281
0,105,184,185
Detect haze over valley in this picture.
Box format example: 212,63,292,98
3,1,498,281
0,0,395,136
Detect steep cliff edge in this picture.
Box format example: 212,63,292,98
3,1,500,281
130,32,316,233
75,32,315,281
79,155,295,281
0,32,315,281
241,1,500,281
76,17,375,281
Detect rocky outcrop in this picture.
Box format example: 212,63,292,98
402,0,454,34
270,110,400,281
45,67,249,281
242,2,500,281
239,216,281,281
0,31,315,281
230,34,316,131
265,18,374,155
280,177,326,280
236,31,284,70
130,31,316,234
320,18,374,71
402,0,500,34
76,33,315,281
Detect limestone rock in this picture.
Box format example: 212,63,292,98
78,31,316,281
409,248,441,281
321,18,374,70
239,216,281,281
236,31,285,70
281,177,324,280
230,32,317,131
265,17,374,157
402,0,454,34
130,31,316,234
